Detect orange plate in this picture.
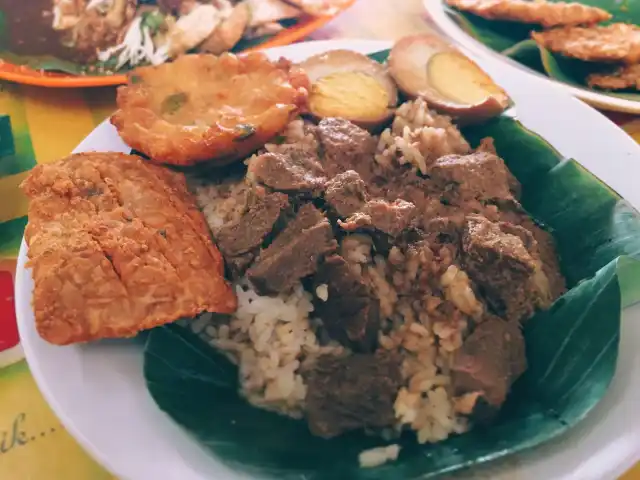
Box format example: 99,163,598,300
0,2,354,89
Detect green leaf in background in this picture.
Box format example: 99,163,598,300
501,39,546,74
445,7,530,53
143,107,640,478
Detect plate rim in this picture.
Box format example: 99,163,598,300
16,38,640,480
422,0,640,114
0,1,356,89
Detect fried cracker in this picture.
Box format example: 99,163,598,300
532,23,640,64
21,152,237,345
446,0,611,28
587,64,640,90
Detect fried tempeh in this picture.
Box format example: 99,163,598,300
446,0,611,28
21,152,237,345
532,23,640,65
587,63,640,90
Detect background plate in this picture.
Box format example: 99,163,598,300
0,2,355,89
423,0,640,114
16,39,640,480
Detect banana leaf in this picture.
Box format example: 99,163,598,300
143,50,640,479
445,2,640,100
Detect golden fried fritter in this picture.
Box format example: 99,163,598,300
532,23,640,64
446,0,611,28
111,52,309,167
21,152,237,346
587,64,640,90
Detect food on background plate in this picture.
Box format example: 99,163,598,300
20,152,236,345
531,24,640,64
445,0,611,28
445,0,640,92
1,0,350,74
24,33,570,469
299,50,398,130
587,63,640,90
387,34,510,123
111,52,309,166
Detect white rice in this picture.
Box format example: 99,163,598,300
358,444,401,468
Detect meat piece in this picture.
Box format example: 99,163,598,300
215,188,290,278
248,204,337,294
316,117,379,180
248,151,326,195
446,0,611,28
21,152,237,346
430,152,516,203
462,215,550,322
451,316,526,417
340,199,417,237
305,352,403,438
324,170,368,218
313,255,380,352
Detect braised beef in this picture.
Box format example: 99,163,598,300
430,152,516,203
305,352,403,438
340,199,418,238
451,316,526,412
248,204,337,294
214,189,290,278
316,118,378,181
313,255,380,352
462,215,551,322
248,151,326,195
324,170,368,218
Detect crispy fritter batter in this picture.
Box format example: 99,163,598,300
112,52,309,167
532,23,640,64
21,152,237,345
445,0,611,28
587,63,640,90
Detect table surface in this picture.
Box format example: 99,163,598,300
0,0,639,478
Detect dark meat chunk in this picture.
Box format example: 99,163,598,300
305,352,403,438
340,199,417,238
248,204,337,294
248,151,326,195
452,316,526,419
324,170,368,218
215,189,290,277
316,118,378,181
313,255,380,352
462,215,552,322
430,152,516,203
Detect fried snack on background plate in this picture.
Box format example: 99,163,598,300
445,0,611,28
532,24,640,64
588,63,640,90
111,52,309,167
21,152,237,346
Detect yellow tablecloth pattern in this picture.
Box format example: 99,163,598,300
1,83,639,480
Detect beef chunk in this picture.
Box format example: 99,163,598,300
313,255,380,352
305,352,403,438
248,151,326,195
451,316,526,416
316,118,378,180
340,199,417,238
324,170,368,218
248,204,337,294
430,152,516,202
462,215,550,322
215,189,290,278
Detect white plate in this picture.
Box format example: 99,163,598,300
423,0,640,114
16,40,640,480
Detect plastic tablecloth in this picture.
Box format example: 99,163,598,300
0,83,638,480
